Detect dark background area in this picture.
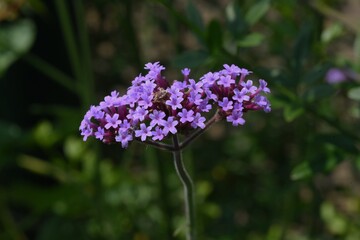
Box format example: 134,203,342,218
1,0,360,239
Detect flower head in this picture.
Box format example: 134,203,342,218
80,62,271,148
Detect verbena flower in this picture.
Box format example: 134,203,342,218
80,62,271,148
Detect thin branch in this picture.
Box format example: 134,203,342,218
23,53,77,93
136,139,176,151
172,134,196,240
179,110,222,150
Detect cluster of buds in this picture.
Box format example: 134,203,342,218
79,62,271,148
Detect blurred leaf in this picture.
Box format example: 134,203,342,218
202,202,221,219
348,86,360,101
196,180,213,198
225,1,246,38
244,0,270,26
321,202,347,235
186,1,204,31
237,32,265,47
63,136,87,161
293,24,313,67
302,84,336,102
206,20,223,54
37,216,87,240
316,134,358,154
0,121,22,147
33,121,59,148
291,161,312,181
283,104,304,122
0,19,36,76
266,224,282,240
18,155,68,182
172,50,209,68
28,0,48,14
355,33,360,70
302,64,331,83
321,22,344,44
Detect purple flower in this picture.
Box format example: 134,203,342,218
191,113,206,129
80,62,271,148
135,123,152,141
162,117,178,135
325,68,347,84
223,64,241,75
178,109,195,123
201,72,219,85
105,113,121,129
182,68,191,76
254,95,271,112
152,126,165,141
218,97,233,111
95,127,105,140
227,111,245,126
144,62,165,79
149,110,166,127
241,80,257,94
132,106,148,121
166,96,183,110
233,88,250,102
168,85,184,97
218,75,235,87
259,79,270,93
115,130,133,148
89,105,104,119
188,91,202,106
81,127,92,141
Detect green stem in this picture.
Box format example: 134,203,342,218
179,110,222,150
154,150,174,239
54,0,82,82
73,0,95,107
172,134,196,240
23,53,77,93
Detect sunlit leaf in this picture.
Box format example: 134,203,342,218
283,104,304,122
321,22,344,43
291,161,312,180
0,19,36,76
348,87,360,101
225,1,246,38
237,32,265,47
244,0,270,26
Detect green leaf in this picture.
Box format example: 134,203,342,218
244,0,270,26
316,134,359,154
355,33,360,69
302,64,331,83
348,87,360,101
186,1,204,31
302,84,336,102
225,1,246,38
283,104,304,122
206,20,223,53
237,32,265,47
291,161,312,180
172,50,209,68
321,22,344,44
0,19,36,76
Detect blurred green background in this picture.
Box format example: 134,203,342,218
1,0,360,239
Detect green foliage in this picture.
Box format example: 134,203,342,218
0,19,36,76
1,0,360,239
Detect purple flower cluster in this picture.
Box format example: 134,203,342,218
79,62,271,148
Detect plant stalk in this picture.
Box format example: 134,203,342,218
172,134,196,240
